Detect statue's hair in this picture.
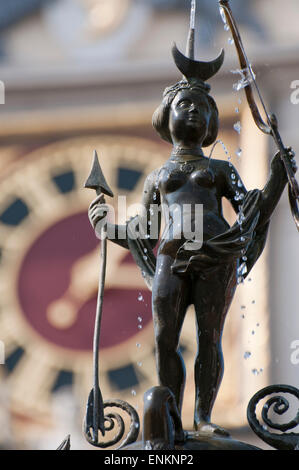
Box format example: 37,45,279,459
152,78,219,147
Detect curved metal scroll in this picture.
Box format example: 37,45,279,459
247,384,299,450
83,397,140,450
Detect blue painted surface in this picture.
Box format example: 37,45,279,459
0,0,55,31
0,198,30,226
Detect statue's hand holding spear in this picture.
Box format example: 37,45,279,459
83,151,140,449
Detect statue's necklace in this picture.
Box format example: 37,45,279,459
169,156,201,174
169,149,205,173
170,161,195,174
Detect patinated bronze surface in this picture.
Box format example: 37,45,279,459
87,0,298,450
89,94,296,436
89,75,296,441
247,384,299,450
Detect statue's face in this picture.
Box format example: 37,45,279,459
168,88,211,145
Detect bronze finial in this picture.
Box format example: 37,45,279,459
172,0,224,81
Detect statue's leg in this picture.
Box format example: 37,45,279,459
152,254,190,415
192,262,237,434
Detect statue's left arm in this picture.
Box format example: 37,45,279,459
220,153,296,277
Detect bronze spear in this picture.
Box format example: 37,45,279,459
84,150,114,444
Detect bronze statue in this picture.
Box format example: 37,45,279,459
88,0,297,441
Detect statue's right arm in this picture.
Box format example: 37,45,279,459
88,169,161,250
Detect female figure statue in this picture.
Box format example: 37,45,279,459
88,45,296,437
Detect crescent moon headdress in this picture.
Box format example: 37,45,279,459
153,1,225,145
171,0,224,93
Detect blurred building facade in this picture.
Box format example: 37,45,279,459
0,0,298,450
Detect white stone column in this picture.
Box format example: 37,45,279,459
268,87,299,387
237,105,270,403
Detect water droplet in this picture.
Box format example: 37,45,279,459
231,173,236,180
138,316,142,322
244,351,251,360
228,37,234,45
241,314,245,319
238,211,245,226
143,255,148,261
233,121,242,134
224,24,230,32
236,148,242,159
252,368,259,376
234,191,245,201
232,66,256,91
219,6,227,24
138,324,142,329
145,441,153,450
252,300,255,304
238,262,247,276
248,278,252,282
240,236,245,242
241,305,246,310
137,361,143,367
131,389,137,396
235,107,240,114
211,139,233,162
256,323,260,327
252,330,255,335
136,343,141,348
138,293,144,302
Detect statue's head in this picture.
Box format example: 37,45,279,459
152,37,224,148
152,78,219,147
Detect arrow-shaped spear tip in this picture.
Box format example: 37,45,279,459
84,150,114,198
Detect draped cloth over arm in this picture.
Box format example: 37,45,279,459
127,189,270,289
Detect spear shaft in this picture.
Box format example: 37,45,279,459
84,150,114,443
92,215,107,443
186,0,196,59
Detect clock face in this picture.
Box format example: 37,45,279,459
0,133,262,445
80,0,132,37
0,136,172,431
43,0,150,61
